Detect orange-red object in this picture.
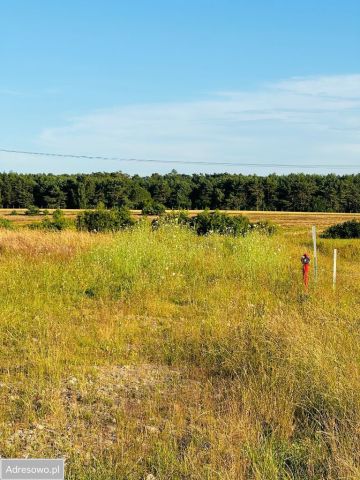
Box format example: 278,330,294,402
303,263,310,288
301,253,311,289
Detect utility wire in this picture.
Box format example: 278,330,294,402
0,148,359,170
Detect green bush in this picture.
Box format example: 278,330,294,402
0,217,14,230
190,210,250,236
9,210,18,216
151,211,190,230
49,209,71,230
76,207,135,232
141,201,166,216
25,205,40,216
250,220,279,236
29,209,72,231
153,211,278,237
321,220,360,239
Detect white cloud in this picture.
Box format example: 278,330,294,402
35,74,360,174
273,74,360,98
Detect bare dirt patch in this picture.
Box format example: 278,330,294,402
3,364,185,460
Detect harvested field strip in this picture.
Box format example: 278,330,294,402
1,208,360,230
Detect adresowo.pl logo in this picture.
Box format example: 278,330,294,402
0,459,64,480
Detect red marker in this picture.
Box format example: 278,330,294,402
301,253,311,289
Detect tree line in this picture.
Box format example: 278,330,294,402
0,171,359,212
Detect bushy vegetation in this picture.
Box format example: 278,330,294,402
321,219,360,239
0,217,14,229
153,210,278,237
76,207,134,232
0,171,359,212
0,226,358,479
151,210,191,229
141,201,166,215
29,209,72,231
25,205,40,215
190,209,250,236
250,219,279,235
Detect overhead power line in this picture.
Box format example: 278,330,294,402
0,148,359,170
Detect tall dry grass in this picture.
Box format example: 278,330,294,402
0,225,359,479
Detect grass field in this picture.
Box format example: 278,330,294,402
0,224,359,479
2,208,360,231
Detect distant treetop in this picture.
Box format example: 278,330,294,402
0,171,359,213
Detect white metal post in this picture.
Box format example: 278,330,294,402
312,226,318,282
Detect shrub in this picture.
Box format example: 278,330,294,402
29,209,72,231
76,207,135,232
321,220,360,239
142,201,166,216
25,205,40,216
9,210,18,216
190,210,250,236
49,209,71,230
0,217,14,230
28,220,50,231
250,220,279,236
152,211,279,237
152,211,190,230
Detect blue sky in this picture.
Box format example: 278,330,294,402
1,0,360,175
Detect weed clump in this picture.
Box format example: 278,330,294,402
0,217,14,229
152,210,190,229
250,220,279,235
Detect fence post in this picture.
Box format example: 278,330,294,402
312,226,318,282
333,248,337,290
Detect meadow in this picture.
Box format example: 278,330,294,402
0,221,359,479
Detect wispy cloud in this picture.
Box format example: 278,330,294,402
37,74,360,174
273,74,360,98
0,88,26,96
0,86,63,98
